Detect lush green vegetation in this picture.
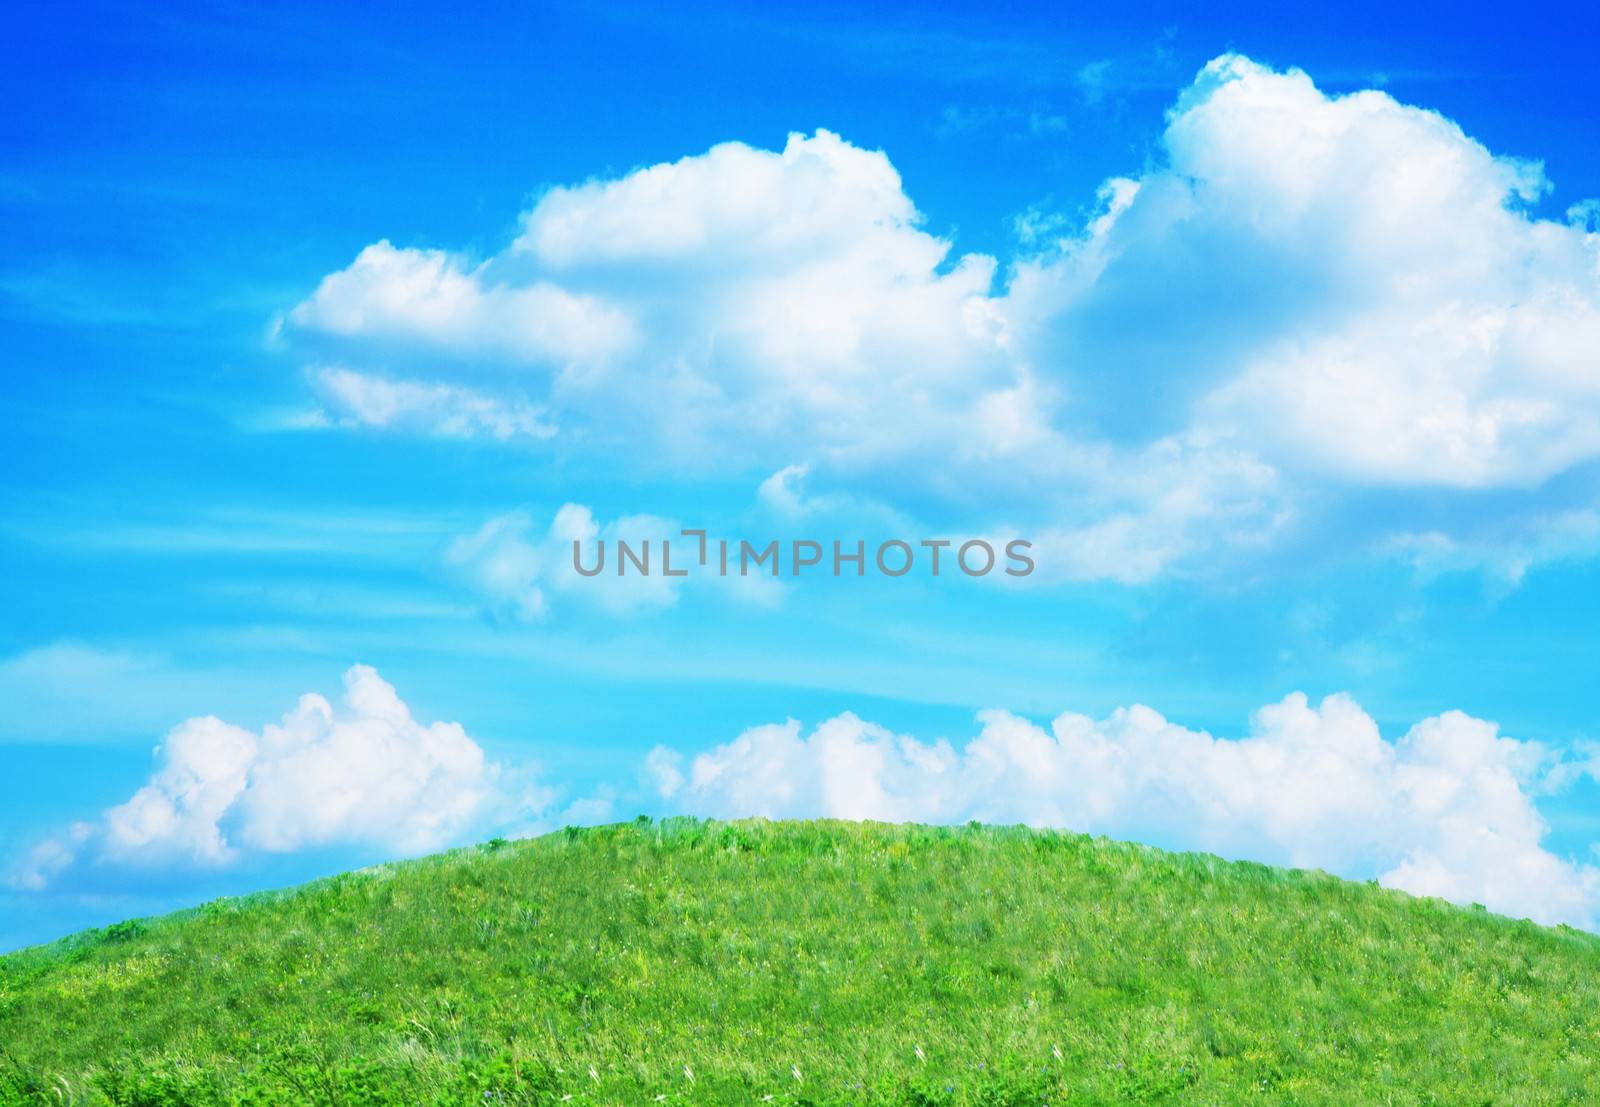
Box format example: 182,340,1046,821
2,819,1597,1105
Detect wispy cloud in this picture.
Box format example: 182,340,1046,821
2,504,467,560
312,367,556,441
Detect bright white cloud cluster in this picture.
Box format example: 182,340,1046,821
14,664,1600,931
293,130,1027,472
649,694,1600,928
12,666,519,888
285,57,1600,582
290,240,632,365
1012,54,1600,489
514,128,920,266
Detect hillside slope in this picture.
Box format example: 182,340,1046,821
2,819,1597,1105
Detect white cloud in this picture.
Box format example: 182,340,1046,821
513,129,919,267
756,464,818,517
314,367,555,440
446,504,786,619
289,240,632,364
445,504,685,619
1026,434,1289,584
650,693,1600,928
1388,509,1600,585
752,463,907,526
17,659,1600,931
12,666,533,887
1012,54,1600,489
286,60,1600,581
292,131,1029,474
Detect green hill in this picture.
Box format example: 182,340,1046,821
2,819,1597,1106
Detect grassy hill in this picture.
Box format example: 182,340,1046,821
2,819,1597,1106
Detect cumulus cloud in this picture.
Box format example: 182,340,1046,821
648,693,1600,928
291,130,1031,473
512,128,921,267
289,240,632,365
18,662,1600,930
285,58,1600,581
12,666,533,889
1013,54,1600,489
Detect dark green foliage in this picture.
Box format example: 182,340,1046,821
2,819,1597,1105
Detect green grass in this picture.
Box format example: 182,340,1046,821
2,819,1598,1105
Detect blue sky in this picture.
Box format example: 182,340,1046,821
4,0,1600,950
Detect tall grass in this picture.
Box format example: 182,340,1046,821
3,819,1597,1104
